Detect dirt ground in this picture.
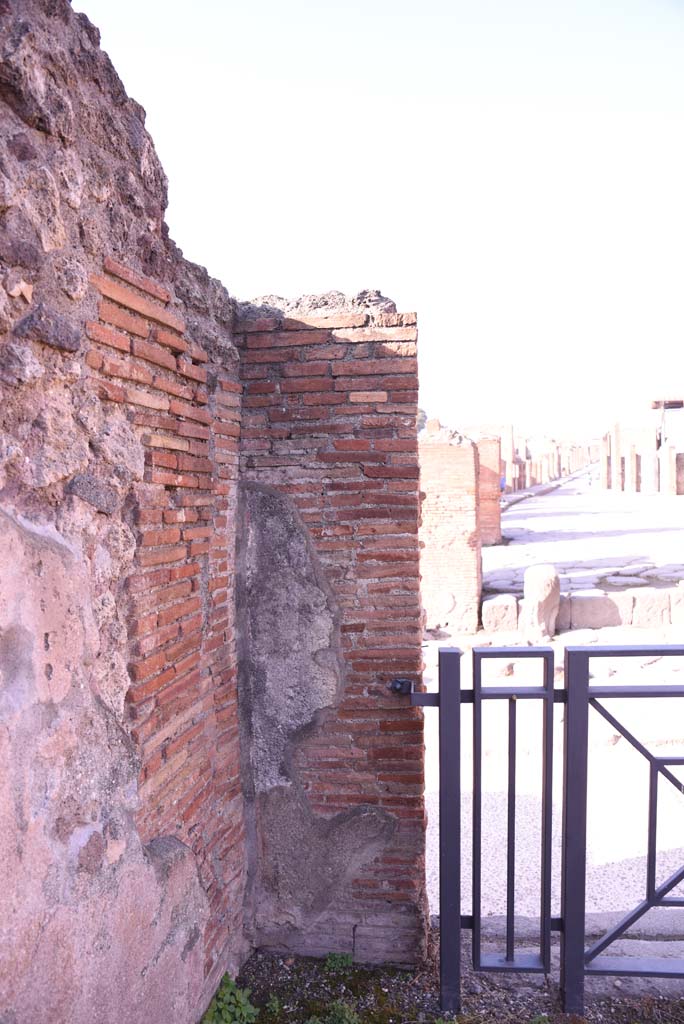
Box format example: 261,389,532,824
235,932,684,1024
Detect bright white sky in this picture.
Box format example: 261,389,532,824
76,0,684,439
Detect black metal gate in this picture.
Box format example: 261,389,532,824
410,644,684,1014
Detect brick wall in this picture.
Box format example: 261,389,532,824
419,432,481,633
463,423,516,491
476,436,502,546
86,259,246,989
236,306,427,964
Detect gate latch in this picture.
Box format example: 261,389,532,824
388,678,413,696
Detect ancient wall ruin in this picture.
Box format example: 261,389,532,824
235,304,427,963
0,3,427,1022
86,260,247,986
475,436,501,546
419,423,481,633
0,3,249,1017
418,420,599,638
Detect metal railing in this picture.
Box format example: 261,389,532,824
409,644,684,1014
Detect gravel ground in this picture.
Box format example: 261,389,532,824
236,933,684,1023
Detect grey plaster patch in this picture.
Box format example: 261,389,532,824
254,785,395,936
237,483,343,792
237,482,399,951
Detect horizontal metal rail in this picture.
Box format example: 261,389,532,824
413,684,684,706
566,645,684,658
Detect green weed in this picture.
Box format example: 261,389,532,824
324,953,354,974
202,975,259,1024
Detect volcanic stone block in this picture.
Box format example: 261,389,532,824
13,303,80,352
481,593,518,633
66,472,119,514
631,587,672,628
556,594,571,632
570,590,634,629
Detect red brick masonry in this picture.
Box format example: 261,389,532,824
85,269,427,974
87,259,245,985
476,437,502,546
237,308,427,963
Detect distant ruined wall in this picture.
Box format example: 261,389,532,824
236,305,427,964
0,3,245,1020
475,436,501,546
419,427,482,633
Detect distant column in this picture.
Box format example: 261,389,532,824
610,424,622,491
600,435,611,489
625,445,639,492
660,445,678,494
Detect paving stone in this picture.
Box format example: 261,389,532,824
602,574,648,587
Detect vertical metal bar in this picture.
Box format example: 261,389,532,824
540,650,554,973
439,647,462,1013
647,763,658,901
472,651,482,970
561,648,590,1015
506,697,517,961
